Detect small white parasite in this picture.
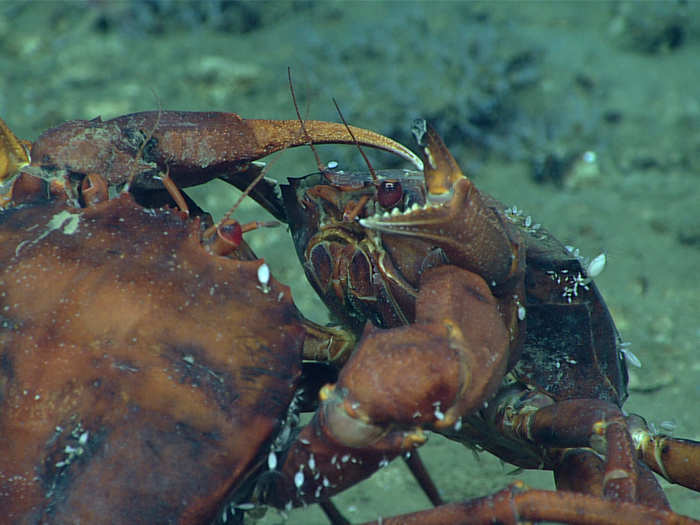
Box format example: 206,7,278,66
619,342,642,368
294,470,305,489
586,253,606,278
235,503,256,511
257,263,271,293
268,450,277,470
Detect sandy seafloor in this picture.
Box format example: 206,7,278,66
1,1,699,523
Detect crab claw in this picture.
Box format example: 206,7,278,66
360,120,521,288
0,117,30,182
268,264,511,508
411,118,464,200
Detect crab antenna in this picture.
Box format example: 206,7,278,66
288,67,326,173
215,153,281,231
332,98,379,184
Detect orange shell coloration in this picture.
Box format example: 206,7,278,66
0,194,304,524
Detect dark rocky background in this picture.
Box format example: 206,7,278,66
1,1,698,522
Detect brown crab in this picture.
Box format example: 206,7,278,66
0,111,417,524
0,107,698,525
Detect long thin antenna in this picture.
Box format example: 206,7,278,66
331,98,378,184
205,153,281,239
288,67,325,173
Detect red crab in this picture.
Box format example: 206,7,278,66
0,107,698,525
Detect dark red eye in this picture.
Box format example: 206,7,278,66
377,180,403,209
218,222,243,248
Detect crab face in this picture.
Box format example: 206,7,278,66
281,121,524,333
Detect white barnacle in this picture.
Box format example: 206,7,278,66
294,470,305,489
327,161,339,169
619,342,642,368
268,450,277,470
453,418,463,432
257,263,270,287
432,401,445,421
586,253,606,278
235,503,256,511
517,304,526,321
308,454,316,471
257,263,271,294
78,431,89,446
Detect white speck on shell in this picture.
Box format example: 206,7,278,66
268,450,277,470
619,342,642,368
586,253,606,278
294,470,304,489
257,263,270,286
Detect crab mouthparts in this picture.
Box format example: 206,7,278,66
359,198,448,233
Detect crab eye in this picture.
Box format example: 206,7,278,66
377,180,403,209
218,222,243,248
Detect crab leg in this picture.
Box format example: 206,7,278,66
359,483,700,525
628,414,700,492
483,390,691,512
28,111,422,191
559,448,672,508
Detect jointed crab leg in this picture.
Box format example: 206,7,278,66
628,415,700,492
359,483,700,525
27,111,422,190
